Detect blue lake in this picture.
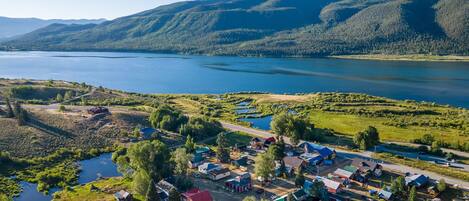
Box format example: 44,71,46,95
240,115,273,131
14,153,120,201
0,51,468,108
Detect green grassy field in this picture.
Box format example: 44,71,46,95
309,110,464,143
53,177,144,201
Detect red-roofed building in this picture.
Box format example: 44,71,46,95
182,188,213,201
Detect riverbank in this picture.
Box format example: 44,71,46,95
331,54,469,62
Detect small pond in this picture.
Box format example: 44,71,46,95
240,115,273,131
14,153,120,201
235,108,257,114
14,182,59,201
77,153,122,184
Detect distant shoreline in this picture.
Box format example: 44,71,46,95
330,54,469,62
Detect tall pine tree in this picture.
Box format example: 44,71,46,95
216,132,230,163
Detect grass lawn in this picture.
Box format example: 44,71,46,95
53,177,144,201
309,110,465,143
204,131,253,147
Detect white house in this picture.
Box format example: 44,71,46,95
198,162,221,174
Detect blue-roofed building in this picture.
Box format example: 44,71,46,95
198,162,221,174
188,153,204,169
299,142,336,160
225,172,252,192
195,146,212,157
405,174,429,188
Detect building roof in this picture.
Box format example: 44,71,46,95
318,177,341,190
405,174,429,186
182,188,213,201
195,147,211,154
343,165,359,173
351,158,379,172
157,179,176,193
114,190,131,199
232,155,248,166
299,142,334,158
209,168,230,176
379,189,393,200
226,172,251,185
199,163,220,172
283,156,304,169
293,189,307,200
334,168,354,178
300,153,322,164
191,153,204,163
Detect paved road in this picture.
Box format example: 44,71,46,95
220,121,469,190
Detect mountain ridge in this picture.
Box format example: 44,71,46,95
0,16,106,39
2,0,468,57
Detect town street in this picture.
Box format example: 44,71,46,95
220,121,469,190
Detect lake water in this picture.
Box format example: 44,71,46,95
0,51,468,108
14,153,120,201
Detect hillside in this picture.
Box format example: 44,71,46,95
0,17,106,39
1,0,468,56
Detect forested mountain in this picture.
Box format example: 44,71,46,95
2,0,468,56
0,17,106,39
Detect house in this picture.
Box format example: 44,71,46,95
305,177,342,194
208,168,231,180
320,177,342,194
114,190,133,201
405,174,429,188
298,142,335,160
333,168,354,180
195,147,212,157
182,188,213,201
250,137,276,149
198,162,221,174
188,154,204,169
155,180,177,201
283,156,306,173
378,189,393,200
351,158,382,182
225,172,252,192
232,155,248,167
299,153,323,166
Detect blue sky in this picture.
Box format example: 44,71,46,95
0,0,184,20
